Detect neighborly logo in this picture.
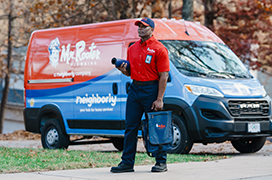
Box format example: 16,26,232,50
76,93,117,107
48,38,101,68
156,124,166,129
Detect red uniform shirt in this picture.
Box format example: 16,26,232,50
127,36,170,81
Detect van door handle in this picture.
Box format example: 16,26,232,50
112,83,118,95
126,82,131,94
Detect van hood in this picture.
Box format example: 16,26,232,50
209,78,265,98
187,77,266,98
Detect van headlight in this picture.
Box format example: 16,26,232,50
185,84,224,97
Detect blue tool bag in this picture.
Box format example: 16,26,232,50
142,111,173,157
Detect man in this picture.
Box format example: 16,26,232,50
111,17,170,173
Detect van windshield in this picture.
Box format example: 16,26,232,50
161,40,252,79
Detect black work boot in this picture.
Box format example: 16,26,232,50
151,162,167,172
110,163,134,173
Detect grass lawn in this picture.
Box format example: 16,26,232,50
0,147,229,174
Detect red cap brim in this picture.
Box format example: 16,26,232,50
134,20,149,27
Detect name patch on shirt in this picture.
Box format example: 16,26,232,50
145,55,152,64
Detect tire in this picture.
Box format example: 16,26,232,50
111,137,124,151
41,119,70,149
168,115,193,154
231,136,266,153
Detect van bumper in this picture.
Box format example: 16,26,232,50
24,108,40,133
190,95,272,144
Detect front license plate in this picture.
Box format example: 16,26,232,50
248,123,260,133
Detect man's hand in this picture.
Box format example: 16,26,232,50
151,99,163,111
116,62,127,72
116,62,130,76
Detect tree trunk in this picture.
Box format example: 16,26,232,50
118,0,128,19
151,0,157,18
0,3,12,134
111,0,117,20
204,0,215,29
182,0,194,21
132,0,136,18
168,0,172,19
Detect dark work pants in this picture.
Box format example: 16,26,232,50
121,82,167,166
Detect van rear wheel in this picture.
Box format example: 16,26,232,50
111,137,124,151
231,137,266,153
168,115,193,154
41,119,70,149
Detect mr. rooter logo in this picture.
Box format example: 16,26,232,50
48,37,101,68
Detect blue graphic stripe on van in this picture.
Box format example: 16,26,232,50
26,97,126,103
26,69,117,98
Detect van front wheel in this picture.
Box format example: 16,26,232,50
41,119,70,149
168,115,193,154
231,137,266,153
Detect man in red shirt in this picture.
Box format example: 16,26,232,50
111,17,170,173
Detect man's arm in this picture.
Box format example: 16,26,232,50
151,71,169,111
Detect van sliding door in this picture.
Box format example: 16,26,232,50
70,41,124,135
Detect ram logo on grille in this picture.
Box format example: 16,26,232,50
239,104,260,109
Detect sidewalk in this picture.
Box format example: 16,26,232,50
0,155,272,180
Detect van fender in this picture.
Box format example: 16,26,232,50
37,105,66,134
164,97,202,141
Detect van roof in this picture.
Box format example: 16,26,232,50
153,18,224,43
31,18,224,44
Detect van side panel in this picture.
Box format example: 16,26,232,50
25,23,128,135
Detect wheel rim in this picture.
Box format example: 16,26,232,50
172,124,181,149
46,127,59,146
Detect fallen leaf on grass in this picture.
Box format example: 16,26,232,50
80,153,86,157
89,162,96,167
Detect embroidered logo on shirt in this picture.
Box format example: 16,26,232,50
147,47,155,53
145,55,152,64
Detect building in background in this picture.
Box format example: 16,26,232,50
0,46,26,134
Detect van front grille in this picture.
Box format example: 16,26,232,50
228,100,269,117
234,118,270,122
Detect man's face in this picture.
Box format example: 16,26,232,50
137,23,153,38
